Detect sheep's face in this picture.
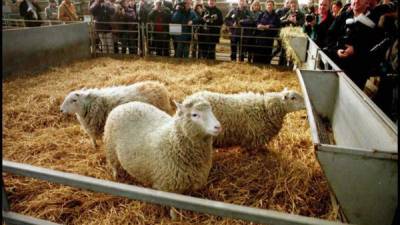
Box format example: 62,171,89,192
60,91,83,115
281,90,306,112
176,100,222,137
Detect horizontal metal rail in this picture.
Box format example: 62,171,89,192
3,160,349,225
2,211,61,225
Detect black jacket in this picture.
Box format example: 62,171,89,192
198,5,223,43
224,7,252,36
19,0,42,27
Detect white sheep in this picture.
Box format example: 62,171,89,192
60,81,173,148
186,88,305,151
103,98,221,195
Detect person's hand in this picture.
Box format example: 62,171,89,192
337,44,355,58
257,24,268,30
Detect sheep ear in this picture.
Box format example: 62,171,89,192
174,101,184,112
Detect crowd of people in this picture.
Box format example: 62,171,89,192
19,0,79,26
16,0,399,120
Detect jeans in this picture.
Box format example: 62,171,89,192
175,42,190,58
98,32,114,54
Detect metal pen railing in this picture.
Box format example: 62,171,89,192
2,18,287,64
2,160,349,225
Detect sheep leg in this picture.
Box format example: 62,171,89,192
90,136,98,149
105,148,121,180
169,207,178,220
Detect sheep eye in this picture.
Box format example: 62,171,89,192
191,113,199,118
72,99,77,103
290,96,296,100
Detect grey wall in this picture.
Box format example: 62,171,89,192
2,22,91,78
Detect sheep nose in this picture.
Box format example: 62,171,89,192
214,125,222,132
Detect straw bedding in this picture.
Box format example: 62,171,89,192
3,56,341,224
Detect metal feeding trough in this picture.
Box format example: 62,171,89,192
296,69,398,225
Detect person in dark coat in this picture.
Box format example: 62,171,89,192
192,1,205,58
136,0,152,55
273,0,290,64
197,0,223,59
148,0,172,56
90,0,116,54
332,0,397,89
253,0,280,64
161,0,173,11
19,0,42,27
303,0,335,49
120,0,139,54
280,0,305,27
171,0,200,58
331,0,342,17
276,0,290,18
224,0,252,61
247,0,262,63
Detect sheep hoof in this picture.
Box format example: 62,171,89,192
170,208,178,220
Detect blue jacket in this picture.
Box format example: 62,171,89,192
171,9,199,41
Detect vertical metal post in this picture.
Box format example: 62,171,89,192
314,49,319,70
137,22,141,56
239,27,243,62
144,23,148,56
190,25,194,59
2,178,11,225
2,181,10,211
89,20,97,57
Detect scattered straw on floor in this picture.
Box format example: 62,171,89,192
3,56,340,225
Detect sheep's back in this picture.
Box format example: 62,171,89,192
117,81,173,115
104,101,171,184
192,91,286,149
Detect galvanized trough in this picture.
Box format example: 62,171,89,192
296,69,398,225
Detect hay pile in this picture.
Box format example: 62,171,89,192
3,56,340,224
279,26,308,66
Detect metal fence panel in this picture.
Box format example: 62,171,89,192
3,160,349,225
2,211,61,225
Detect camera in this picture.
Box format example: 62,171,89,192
204,12,217,23
305,13,315,23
